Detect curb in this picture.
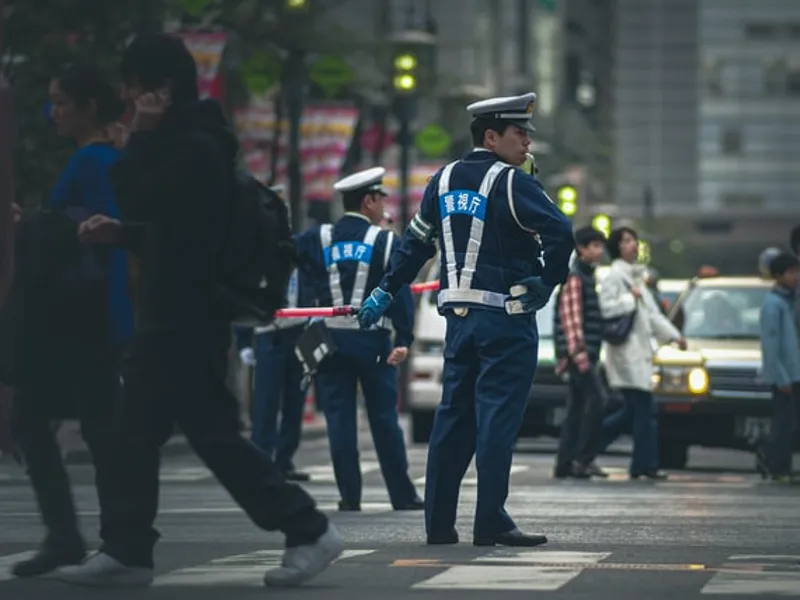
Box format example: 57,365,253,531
64,419,328,465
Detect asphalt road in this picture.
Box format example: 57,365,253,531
1,420,799,599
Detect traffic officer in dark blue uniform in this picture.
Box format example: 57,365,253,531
248,265,312,481
358,94,575,545
294,167,423,512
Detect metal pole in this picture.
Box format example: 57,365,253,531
396,95,413,410
0,0,15,310
285,48,306,233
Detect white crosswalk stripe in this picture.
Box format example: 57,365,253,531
701,555,800,595
2,549,800,593
411,551,611,591
153,549,376,587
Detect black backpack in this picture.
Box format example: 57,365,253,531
218,171,295,324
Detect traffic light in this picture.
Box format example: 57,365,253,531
392,50,418,93
591,213,611,238
637,239,651,264
556,185,577,217
285,0,307,8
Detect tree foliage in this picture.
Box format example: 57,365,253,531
5,0,140,206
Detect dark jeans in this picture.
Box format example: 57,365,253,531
11,350,121,547
99,330,328,569
251,327,306,473
598,387,658,475
555,365,607,472
764,384,798,476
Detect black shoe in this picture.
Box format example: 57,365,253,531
427,530,459,545
569,464,592,479
473,529,548,547
337,500,361,512
12,544,85,578
394,497,424,511
553,468,572,479
285,470,311,482
630,471,668,481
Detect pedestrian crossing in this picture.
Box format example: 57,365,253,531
153,462,759,487
1,548,799,594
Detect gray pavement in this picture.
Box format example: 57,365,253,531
1,420,799,598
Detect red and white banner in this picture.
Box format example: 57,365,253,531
381,162,445,223
179,31,227,100
234,102,358,202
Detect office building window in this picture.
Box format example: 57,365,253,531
765,59,786,95
788,60,800,95
720,129,742,155
745,23,778,40
721,193,764,209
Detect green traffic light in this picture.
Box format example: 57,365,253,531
592,213,611,237
557,185,577,204
286,0,307,8
394,53,417,71
393,73,416,91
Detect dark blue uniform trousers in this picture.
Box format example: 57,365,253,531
251,326,306,473
425,309,538,540
315,333,417,508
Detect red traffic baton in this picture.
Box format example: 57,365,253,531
273,306,357,319
273,280,441,319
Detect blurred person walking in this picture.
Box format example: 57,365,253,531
596,226,686,480
7,63,134,578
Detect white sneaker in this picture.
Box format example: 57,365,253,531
263,525,344,587
54,552,154,587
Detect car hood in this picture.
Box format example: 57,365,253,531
655,338,761,368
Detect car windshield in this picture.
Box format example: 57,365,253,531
680,285,769,340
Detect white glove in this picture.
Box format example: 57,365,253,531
239,347,256,367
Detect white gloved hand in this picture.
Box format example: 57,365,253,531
239,347,256,366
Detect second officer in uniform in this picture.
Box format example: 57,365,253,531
359,94,574,545
294,167,423,511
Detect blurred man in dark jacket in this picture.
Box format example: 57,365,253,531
57,34,341,589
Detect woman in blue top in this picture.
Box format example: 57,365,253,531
11,64,134,579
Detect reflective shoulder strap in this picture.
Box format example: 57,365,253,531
438,161,459,292
506,169,545,265
383,230,394,270
457,161,508,290
351,225,382,308
320,224,344,307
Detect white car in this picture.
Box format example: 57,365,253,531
407,262,565,443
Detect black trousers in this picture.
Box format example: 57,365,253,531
555,364,607,471
11,347,121,547
99,329,328,568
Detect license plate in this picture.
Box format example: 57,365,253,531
734,416,771,440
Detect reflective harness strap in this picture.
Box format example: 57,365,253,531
437,161,511,309
351,225,381,309
320,224,345,307
320,223,387,330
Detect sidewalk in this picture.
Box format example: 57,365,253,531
62,415,328,465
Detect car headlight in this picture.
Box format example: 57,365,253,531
654,366,708,395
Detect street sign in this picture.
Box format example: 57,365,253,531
309,55,353,98
414,124,451,158
238,51,282,95
175,0,213,17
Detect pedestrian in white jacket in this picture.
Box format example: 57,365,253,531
596,227,686,479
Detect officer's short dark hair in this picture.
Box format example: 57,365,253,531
470,118,511,147
342,191,370,212
769,252,800,278
606,226,638,261
574,226,605,248
120,34,199,107
790,224,800,255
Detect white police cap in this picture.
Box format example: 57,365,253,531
333,167,388,196
466,92,537,133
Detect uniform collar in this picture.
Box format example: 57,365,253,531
342,211,372,224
